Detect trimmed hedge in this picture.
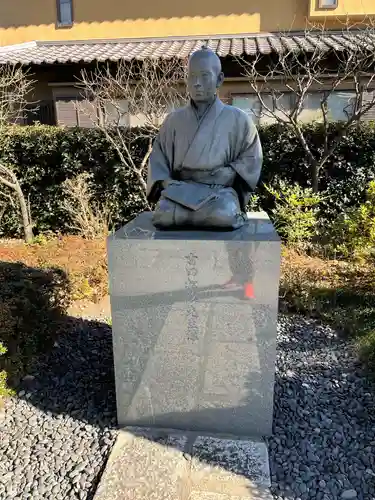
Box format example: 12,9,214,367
0,125,147,237
258,122,375,221
1,122,375,237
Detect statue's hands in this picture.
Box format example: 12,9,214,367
162,178,173,189
162,178,183,189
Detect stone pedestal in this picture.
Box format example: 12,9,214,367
107,211,281,437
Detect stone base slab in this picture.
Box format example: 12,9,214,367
94,427,273,500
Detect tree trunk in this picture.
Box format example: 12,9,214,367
312,163,320,193
134,169,152,209
14,182,33,243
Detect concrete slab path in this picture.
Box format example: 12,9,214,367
94,427,273,500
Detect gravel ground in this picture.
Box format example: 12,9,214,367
269,316,375,500
1,314,375,500
0,318,117,500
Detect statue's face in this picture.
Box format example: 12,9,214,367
187,55,223,103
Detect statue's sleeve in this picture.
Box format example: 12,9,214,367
146,116,173,204
228,114,263,195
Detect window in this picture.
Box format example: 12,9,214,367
299,91,356,122
52,87,97,127
231,96,261,124
24,101,56,126
52,87,133,128
231,94,292,125
232,91,358,124
326,92,355,120
102,100,130,127
318,0,338,8
362,91,375,121
57,0,73,26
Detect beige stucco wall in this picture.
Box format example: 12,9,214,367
310,0,375,19
0,0,360,47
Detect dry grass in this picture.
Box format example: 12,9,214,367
281,247,375,371
1,237,374,370
281,248,375,318
0,236,108,303
61,173,112,239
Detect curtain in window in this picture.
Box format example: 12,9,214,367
299,91,356,122
231,96,261,125
58,0,73,25
231,94,291,125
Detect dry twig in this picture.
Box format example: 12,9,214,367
78,58,187,202
238,21,375,191
61,172,112,239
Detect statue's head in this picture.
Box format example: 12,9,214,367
187,45,224,103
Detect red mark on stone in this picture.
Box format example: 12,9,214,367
244,283,254,299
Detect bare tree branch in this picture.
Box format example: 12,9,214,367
0,65,35,125
78,58,187,203
0,65,35,242
0,162,33,242
61,172,112,239
238,22,375,192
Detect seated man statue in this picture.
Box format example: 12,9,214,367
146,45,263,230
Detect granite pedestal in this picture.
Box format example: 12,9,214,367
107,211,281,437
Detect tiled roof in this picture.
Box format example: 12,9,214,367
0,32,373,65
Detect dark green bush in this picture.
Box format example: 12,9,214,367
0,262,71,383
258,122,375,221
0,125,147,237
1,122,375,237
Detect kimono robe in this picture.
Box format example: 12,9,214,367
147,97,263,229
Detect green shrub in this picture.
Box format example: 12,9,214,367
60,172,113,239
0,125,147,237
246,193,262,212
326,180,375,260
258,122,375,222
0,262,71,385
0,342,12,398
360,330,375,372
264,180,321,247
0,122,375,237
281,248,375,373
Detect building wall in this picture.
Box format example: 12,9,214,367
0,0,368,47
310,0,375,19
32,74,372,127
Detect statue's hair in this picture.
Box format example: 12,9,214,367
188,45,222,74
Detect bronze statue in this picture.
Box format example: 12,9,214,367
147,46,263,230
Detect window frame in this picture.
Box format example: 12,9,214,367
230,89,372,123
317,0,338,10
52,86,99,128
299,89,358,122
56,0,74,28
230,92,294,125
